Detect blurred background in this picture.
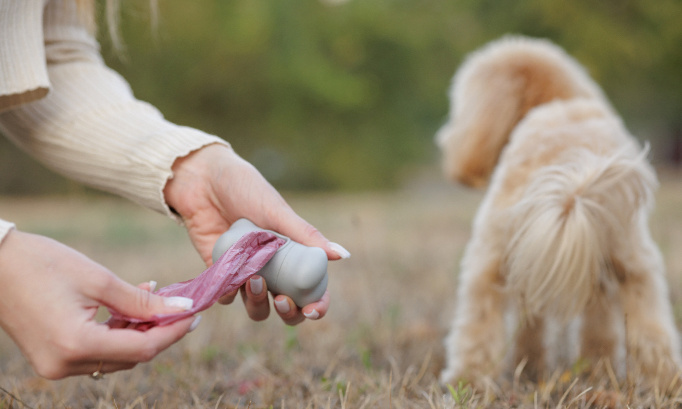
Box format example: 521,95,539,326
1,0,681,195
2,3,682,405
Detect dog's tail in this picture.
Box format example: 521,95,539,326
436,36,612,187
504,147,656,320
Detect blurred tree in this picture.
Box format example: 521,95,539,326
1,0,681,195
107,0,461,190
459,0,682,162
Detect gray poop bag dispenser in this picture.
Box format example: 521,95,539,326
212,218,328,307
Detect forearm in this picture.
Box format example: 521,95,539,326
0,61,228,218
0,0,229,218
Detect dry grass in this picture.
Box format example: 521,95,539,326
1,167,682,408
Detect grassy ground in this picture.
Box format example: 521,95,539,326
1,168,682,408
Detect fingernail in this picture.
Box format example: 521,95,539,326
275,298,291,314
329,242,351,259
164,296,194,311
148,280,157,292
189,315,202,332
249,277,263,295
303,309,320,320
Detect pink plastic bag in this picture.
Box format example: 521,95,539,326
107,231,285,330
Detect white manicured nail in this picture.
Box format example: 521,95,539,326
303,309,320,320
329,242,351,259
275,298,291,314
148,281,157,292
249,277,264,295
189,315,202,332
164,296,194,311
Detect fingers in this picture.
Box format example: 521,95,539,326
273,291,329,325
95,275,194,321
272,215,330,254
217,289,238,305
273,295,305,326
136,280,157,292
221,277,326,325
239,276,270,321
85,315,199,364
301,290,330,321
39,315,200,380
266,213,350,261
220,276,273,321
327,242,351,260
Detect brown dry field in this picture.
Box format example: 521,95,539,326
1,168,682,408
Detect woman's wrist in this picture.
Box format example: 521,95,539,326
163,144,234,218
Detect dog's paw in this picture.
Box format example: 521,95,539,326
627,336,682,392
439,366,463,387
440,364,494,392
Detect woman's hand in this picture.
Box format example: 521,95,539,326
163,144,349,325
0,230,200,379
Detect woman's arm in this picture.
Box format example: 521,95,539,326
0,0,225,218
0,0,347,325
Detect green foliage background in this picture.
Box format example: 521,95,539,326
1,0,681,194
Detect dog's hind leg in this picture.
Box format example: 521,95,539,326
614,231,682,388
513,315,546,381
579,285,625,378
441,256,508,387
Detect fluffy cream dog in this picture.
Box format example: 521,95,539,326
437,36,682,388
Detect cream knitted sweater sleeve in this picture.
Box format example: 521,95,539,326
0,0,229,243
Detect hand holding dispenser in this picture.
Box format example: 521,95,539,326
212,218,328,307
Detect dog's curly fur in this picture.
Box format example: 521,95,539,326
437,36,682,389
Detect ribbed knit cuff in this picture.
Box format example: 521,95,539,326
0,0,50,113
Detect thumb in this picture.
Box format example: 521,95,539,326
265,212,351,261
99,276,194,322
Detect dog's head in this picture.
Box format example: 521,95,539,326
436,35,611,188
435,119,509,189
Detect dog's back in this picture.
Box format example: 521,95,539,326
501,105,656,319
